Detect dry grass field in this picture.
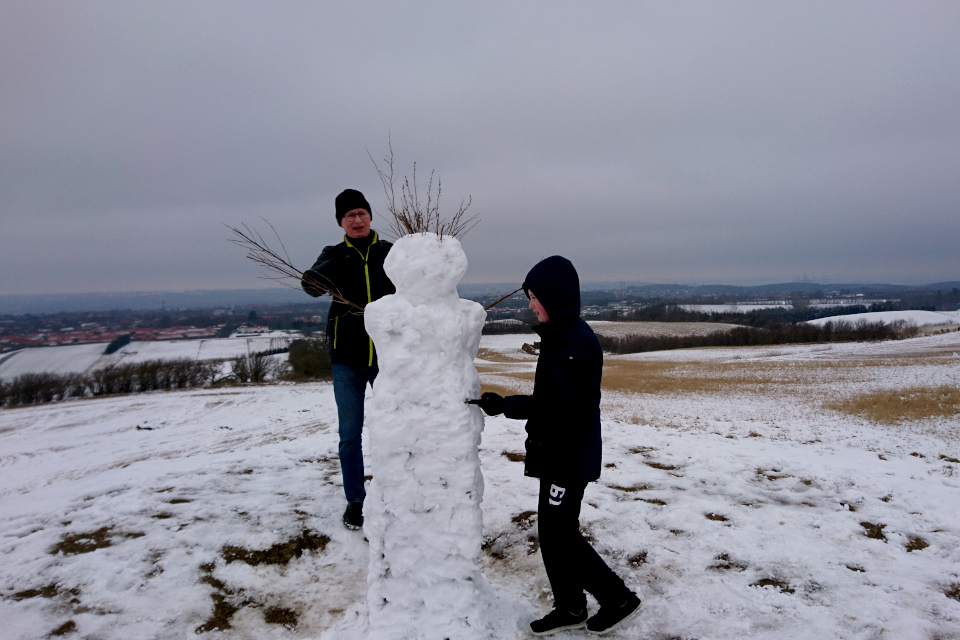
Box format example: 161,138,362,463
477,335,960,427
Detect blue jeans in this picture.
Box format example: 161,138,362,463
332,364,378,503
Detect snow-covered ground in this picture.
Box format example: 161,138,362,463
808,310,960,328
0,334,294,381
2,333,960,639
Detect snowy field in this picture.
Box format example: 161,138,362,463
588,321,743,338
0,334,293,381
2,332,960,638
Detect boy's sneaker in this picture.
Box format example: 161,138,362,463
529,607,587,636
586,592,641,635
343,502,363,530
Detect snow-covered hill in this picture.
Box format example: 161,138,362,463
1,334,959,638
807,309,960,328
0,334,292,381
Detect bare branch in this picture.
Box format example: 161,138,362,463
483,287,524,311
369,135,479,240
224,222,365,313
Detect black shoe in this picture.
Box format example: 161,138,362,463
343,502,363,530
586,592,640,635
529,607,587,636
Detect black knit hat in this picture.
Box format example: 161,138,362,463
335,189,371,224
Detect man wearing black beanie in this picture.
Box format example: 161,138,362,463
301,189,395,530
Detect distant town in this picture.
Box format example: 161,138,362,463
1,281,958,353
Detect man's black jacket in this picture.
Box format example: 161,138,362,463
503,256,603,484
301,231,395,367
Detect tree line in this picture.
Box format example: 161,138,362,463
597,318,920,355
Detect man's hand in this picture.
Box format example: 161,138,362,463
467,392,504,416
301,269,329,297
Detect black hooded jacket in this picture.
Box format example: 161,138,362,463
301,231,395,367
503,256,603,483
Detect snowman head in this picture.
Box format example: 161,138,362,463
384,233,467,305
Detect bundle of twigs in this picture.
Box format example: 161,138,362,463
225,220,364,312
227,140,523,311
369,137,478,240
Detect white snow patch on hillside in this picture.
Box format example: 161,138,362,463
808,310,960,327
0,336,293,381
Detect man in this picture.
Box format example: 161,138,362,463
473,256,641,636
302,188,395,530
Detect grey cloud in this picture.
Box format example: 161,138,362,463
2,1,958,295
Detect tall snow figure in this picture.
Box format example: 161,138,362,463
362,232,494,640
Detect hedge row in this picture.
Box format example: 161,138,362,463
597,319,920,355
0,358,219,408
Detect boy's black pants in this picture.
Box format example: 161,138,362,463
537,478,631,612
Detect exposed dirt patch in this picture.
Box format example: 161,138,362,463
511,511,537,530
12,582,80,602
860,522,887,541
945,583,960,602
608,483,654,492
905,535,929,552
50,527,144,556
750,577,794,594
501,451,526,463
50,620,77,636
710,553,747,572
264,606,298,628
221,530,329,566
705,513,729,522
627,551,647,568
646,461,678,471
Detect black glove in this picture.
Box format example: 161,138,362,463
468,392,504,416
301,269,328,297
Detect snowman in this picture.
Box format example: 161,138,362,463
360,232,496,640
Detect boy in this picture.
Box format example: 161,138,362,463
474,256,641,636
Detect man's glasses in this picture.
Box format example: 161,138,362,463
343,211,371,222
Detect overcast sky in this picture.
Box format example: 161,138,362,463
2,1,959,296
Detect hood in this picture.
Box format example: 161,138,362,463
523,255,581,325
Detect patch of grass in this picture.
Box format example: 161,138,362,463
640,498,667,505
750,578,794,594
646,461,678,471
221,530,329,566
941,454,960,463
511,511,537,530
945,583,960,602
845,564,865,572
481,534,507,561
50,620,77,636
607,483,653,492
627,551,647,568
826,385,960,424
12,583,61,601
196,562,246,633
905,535,929,552
501,451,525,463
168,498,191,504
756,468,791,481
860,522,887,541
710,554,747,572
705,513,729,522
50,527,144,556
264,606,298,628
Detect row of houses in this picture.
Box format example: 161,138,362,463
0,325,225,349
